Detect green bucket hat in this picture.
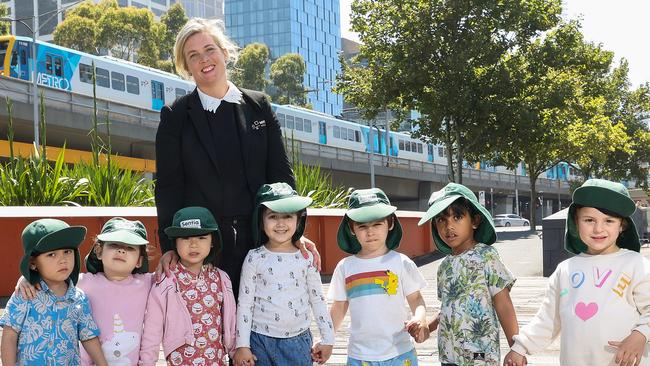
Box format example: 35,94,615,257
164,207,222,264
252,182,313,246
337,188,402,254
418,183,496,255
565,179,639,254
20,218,87,285
85,218,150,274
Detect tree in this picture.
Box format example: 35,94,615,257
231,43,270,91
0,4,10,35
336,0,563,183
53,0,186,71
270,53,307,106
97,4,155,60
494,21,629,226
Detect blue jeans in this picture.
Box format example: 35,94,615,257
347,348,419,366
250,330,313,366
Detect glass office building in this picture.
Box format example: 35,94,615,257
225,0,342,116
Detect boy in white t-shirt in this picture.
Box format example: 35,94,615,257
328,188,428,365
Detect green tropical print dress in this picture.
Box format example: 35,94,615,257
437,243,515,365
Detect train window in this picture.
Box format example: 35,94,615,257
54,57,63,77
347,129,354,141
126,75,139,94
333,125,340,138
11,51,18,66
111,72,125,91
277,113,285,127
399,140,404,150
175,88,186,99
438,146,444,157
286,115,294,129
295,117,303,131
304,119,312,133
355,130,360,142
20,49,26,65
45,55,53,74
411,142,417,152
79,63,93,83
417,143,423,154
95,67,110,88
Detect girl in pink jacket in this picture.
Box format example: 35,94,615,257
139,207,236,366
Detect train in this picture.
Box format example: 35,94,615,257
0,35,577,181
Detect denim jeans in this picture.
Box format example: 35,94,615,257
250,330,313,366
347,348,419,366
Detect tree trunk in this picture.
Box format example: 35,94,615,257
455,125,463,184
529,172,537,232
445,118,455,182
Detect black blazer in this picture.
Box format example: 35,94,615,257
154,88,295,252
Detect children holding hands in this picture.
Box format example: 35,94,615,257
329,188,428,365
234,182,334,366
504,179,650,366
418,183,518,365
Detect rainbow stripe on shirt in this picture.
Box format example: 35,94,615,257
345,270,399,298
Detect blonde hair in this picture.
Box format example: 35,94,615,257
173,18,239,80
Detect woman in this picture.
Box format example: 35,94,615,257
155,18,314,296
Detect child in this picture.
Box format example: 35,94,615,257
0,219,107,366
329,188,428,365
139,206,236,366
418,182,518,365
233,182,335,366
79,217,153,365
504,179,650,366
15,217,154,366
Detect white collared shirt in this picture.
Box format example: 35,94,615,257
197,80,243,113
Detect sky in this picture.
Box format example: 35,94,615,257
339,0,650,88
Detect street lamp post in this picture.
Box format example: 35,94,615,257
368,121,375,188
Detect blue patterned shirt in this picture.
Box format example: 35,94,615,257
0,280,100,365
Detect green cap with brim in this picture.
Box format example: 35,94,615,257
565,179,639,254
164,207,222,264
252,182,312,245
418,183,496,255
20,219,86,285
337,188,402,254
86,217,150,274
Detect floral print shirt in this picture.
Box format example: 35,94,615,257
0,280,100,366
437,243,515,366
167,264,227,366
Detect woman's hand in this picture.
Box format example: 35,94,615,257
15,276,38,300
155,250,179,282
295,236,321,272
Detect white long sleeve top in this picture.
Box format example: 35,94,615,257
236,246,334,347
512,249,650,365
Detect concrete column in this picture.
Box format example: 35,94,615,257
418,181,436,211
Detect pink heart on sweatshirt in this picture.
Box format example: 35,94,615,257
575,302,598,321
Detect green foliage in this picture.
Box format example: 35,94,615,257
294,161,351,209
270,53,307,106
0,4,10,35
0,146,86,206
286,137,350,208
73,160,155,206
337,0,563,183
231,43,270,91
53,0,187,71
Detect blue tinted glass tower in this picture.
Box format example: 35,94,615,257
225,0,342,116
